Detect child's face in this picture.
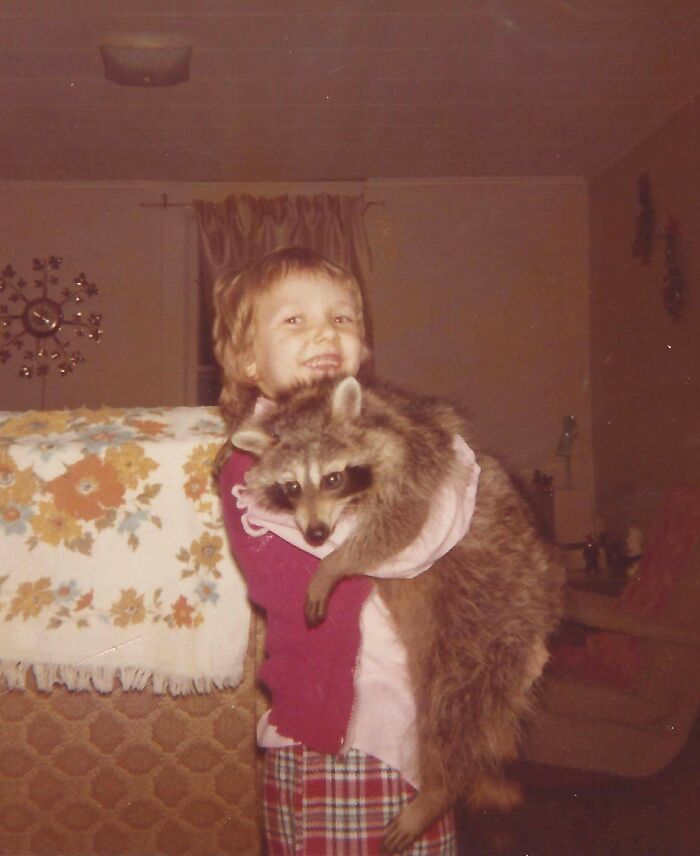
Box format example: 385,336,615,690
246,272,366,399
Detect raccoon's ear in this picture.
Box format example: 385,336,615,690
231,427,274,457
331,376,362,422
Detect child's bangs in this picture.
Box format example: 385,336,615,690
257,251,358,295
254,251,364,324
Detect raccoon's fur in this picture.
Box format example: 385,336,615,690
233,376,565,850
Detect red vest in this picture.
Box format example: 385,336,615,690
219,452,372,753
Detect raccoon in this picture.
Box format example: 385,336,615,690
233,376,565,853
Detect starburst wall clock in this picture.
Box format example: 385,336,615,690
0,256,103,378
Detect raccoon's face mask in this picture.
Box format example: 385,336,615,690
232,377,371,546
265,465,373,546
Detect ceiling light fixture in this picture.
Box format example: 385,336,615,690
99,32,192,87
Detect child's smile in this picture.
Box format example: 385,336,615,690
304,353,343,371
246,272,366,398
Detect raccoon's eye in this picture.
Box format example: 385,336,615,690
283,480,301,498
321,471,343,490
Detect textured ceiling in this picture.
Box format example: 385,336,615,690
1,1,699,182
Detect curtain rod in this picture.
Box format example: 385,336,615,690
139,193,384,209
139,194,191,209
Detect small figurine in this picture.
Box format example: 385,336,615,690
532,469,554,489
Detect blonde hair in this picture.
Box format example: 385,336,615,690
212,246,368,431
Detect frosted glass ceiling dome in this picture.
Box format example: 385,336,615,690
99,32,192,87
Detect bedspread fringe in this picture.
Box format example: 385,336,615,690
0,660,241,696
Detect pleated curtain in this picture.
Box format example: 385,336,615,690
193,193,373,374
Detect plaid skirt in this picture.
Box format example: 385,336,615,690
262,745,458,855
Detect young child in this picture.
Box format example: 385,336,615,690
214,246,477,855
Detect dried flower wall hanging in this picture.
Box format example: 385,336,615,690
662,217,686,322
631,171,656,265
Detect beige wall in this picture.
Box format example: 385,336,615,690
366,178,593,539
0,180,358,411
589,102,700,533
0,177,593,539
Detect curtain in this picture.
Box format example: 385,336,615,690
193,193,373,372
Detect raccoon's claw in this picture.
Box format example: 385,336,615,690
305,570,335,626
382,789,451,854
382,820,413,853
304,592,327,626
382,811,422,854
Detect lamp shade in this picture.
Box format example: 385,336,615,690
100,33,192,87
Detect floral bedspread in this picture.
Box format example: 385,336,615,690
0,405,250,695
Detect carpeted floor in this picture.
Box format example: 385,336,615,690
457,717,700,856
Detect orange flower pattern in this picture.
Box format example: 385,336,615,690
0,410,72,438
190,532,224,572
105,443,158,490
184,473,207,501
7,578,54,620
110,589,146,627
169,595,197,628
0,449,39,506
0,406,229,632
176,443,227,625
29,501,84,547
47,455,125,521
126,418,169,437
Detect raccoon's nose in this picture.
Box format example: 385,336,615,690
305,522,330,546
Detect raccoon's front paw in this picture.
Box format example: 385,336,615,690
304,573,334,626
304,595,327,627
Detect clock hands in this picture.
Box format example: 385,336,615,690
31,307,53,326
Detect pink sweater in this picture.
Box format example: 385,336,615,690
220,451,371,754
220,439,479,784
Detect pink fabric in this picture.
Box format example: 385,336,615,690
235,435,479,580
350,591,422,784
550,487,700,689
222,438,479,786
220,451,372,754
549,628,640,689
256,589,423,786
619,487,700,617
